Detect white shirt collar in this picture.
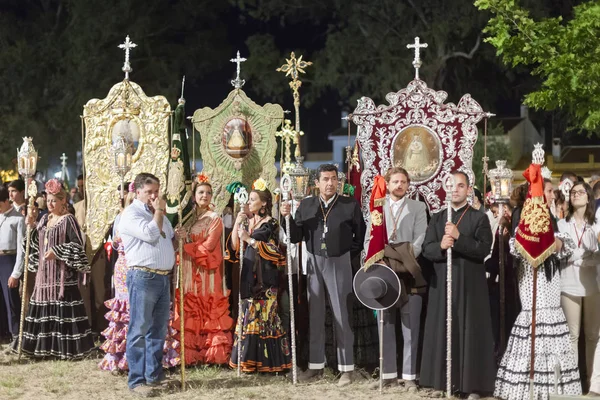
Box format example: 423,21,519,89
451,202,469,212
388,195,406,209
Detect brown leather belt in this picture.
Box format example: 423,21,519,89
0,250,17,256
130,266,171,276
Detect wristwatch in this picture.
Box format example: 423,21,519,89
249,238,257,247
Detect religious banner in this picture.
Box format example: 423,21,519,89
191,51,284,214
82,36,171,250
350,37,491,220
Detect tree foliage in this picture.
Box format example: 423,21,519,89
0,0,231,172
472,122,512,190
475,0,600,133
236,0,511,110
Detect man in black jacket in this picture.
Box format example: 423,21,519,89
281,164,365,387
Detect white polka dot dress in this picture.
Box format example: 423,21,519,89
494,237,582,399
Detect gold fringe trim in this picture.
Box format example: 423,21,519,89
373,198,386,207
363,249,385,271
514,240,556,269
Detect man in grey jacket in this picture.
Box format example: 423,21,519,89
374,167,427,390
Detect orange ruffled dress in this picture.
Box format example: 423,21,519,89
174,210,233,365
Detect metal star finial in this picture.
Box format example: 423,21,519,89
230,51,247,89
277,52,312,81
277,52,312,157
407,37,428,80
118,35,137,80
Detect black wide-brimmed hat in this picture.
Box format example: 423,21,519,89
353,263,401,310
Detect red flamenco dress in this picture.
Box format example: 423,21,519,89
174,210,233,365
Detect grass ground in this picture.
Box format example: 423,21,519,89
0,354,442,400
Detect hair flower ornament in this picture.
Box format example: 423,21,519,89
196,173,210,184
252,178,268,191
45,179,63,195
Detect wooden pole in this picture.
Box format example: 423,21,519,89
529,267,538,399
498,203,506,354
178,207,186,390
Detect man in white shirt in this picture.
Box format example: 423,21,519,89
0,186,25,341
376,167,427,390
7,180,26,215
119,173,176,397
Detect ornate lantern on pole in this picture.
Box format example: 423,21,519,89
16,137,39,359
112,133,133,201
288,156,311,201
487,159,514,354
17,137,38,196
488,160,513,204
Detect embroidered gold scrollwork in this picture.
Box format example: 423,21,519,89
521,197,550,235
371,210,383,227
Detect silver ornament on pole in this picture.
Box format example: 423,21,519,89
442,174,455,398
488,160,514,353
16,137,39,359
233,187,249,377
280,174,298,384
112,133,133,202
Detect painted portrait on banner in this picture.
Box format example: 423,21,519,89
222,117,252,159
111,118,141,154
392,125,441,183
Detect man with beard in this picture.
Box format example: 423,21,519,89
372,167,427,390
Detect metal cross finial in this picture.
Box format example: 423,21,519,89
60,153,68,168
230,51,247,89
407,36,428,80
118,35,137,80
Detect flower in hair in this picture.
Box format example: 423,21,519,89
196,173,210,184
252,178,267,191
128,182,135,193
45,179,63,195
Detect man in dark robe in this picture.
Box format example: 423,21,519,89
420,171,496,399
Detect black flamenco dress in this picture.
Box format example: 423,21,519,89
226,218,292,372
14,214,95,359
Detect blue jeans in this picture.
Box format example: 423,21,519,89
126,269,170,389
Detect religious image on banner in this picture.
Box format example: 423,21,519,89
191,51,283,214
350,37,492,219
83,36,171,250
111,118,141,154
392,126,441,183
222,117,252,159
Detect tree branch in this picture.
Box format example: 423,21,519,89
441,34,481,62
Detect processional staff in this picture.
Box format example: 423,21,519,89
16,137,39,360
442,174,455,398
277,52,311,159
280,174,298,384
234,187,249,377
166,153,187,389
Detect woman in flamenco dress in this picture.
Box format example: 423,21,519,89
173,176,233,365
